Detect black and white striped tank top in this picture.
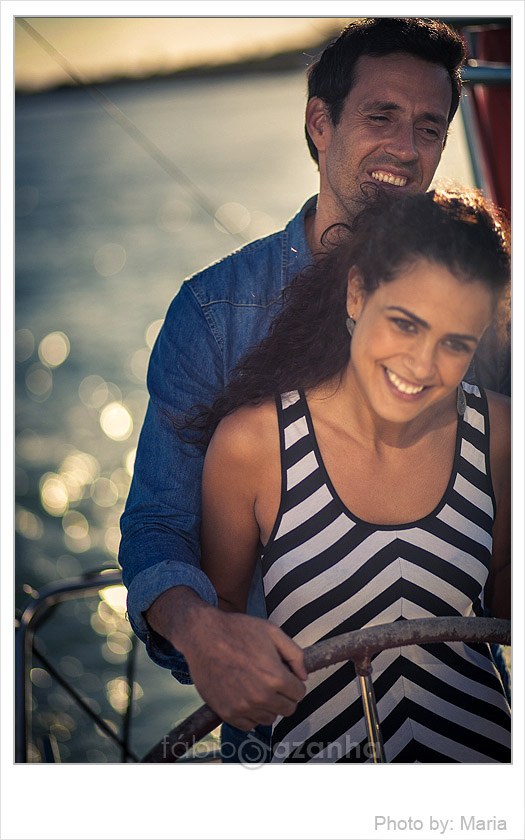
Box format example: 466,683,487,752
260,384,511,763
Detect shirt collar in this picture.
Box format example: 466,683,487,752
281,195,317,290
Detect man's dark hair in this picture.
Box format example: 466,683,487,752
305,17,467,163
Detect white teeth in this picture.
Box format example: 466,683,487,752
371,171,408,187
386,369,424,395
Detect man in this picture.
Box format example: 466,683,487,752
119,18,506,759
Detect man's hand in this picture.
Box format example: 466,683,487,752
145,586,307,731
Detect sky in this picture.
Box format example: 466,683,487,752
14,16,346,91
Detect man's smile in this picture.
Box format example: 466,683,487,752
370,170,408,187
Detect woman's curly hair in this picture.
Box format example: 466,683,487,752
175,188,510,448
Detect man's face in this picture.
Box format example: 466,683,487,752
311,52,453,221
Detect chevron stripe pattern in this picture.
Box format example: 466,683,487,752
261,385,511,763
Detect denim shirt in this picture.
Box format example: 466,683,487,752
120,197,317,680
120,194,510,682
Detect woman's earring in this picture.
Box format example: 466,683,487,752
456,384,466,416
346,316,356,337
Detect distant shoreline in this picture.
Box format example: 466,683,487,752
15,40,333,97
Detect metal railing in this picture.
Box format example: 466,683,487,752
16,568,129,763
15,567,219,764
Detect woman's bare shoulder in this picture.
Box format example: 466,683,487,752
207,400,279,464
486,390,510,451
486,388,510,413
486,390,510,500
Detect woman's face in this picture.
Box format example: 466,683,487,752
346,258,493,424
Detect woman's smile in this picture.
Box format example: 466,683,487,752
383,366,428,398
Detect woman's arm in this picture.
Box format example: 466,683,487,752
201,403,273,611
197,403,306,729
485,391,511,619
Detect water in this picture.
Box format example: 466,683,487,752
15,70,474,762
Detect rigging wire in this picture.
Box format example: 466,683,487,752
16,17,247,246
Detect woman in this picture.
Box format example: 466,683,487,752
188,189,511,763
